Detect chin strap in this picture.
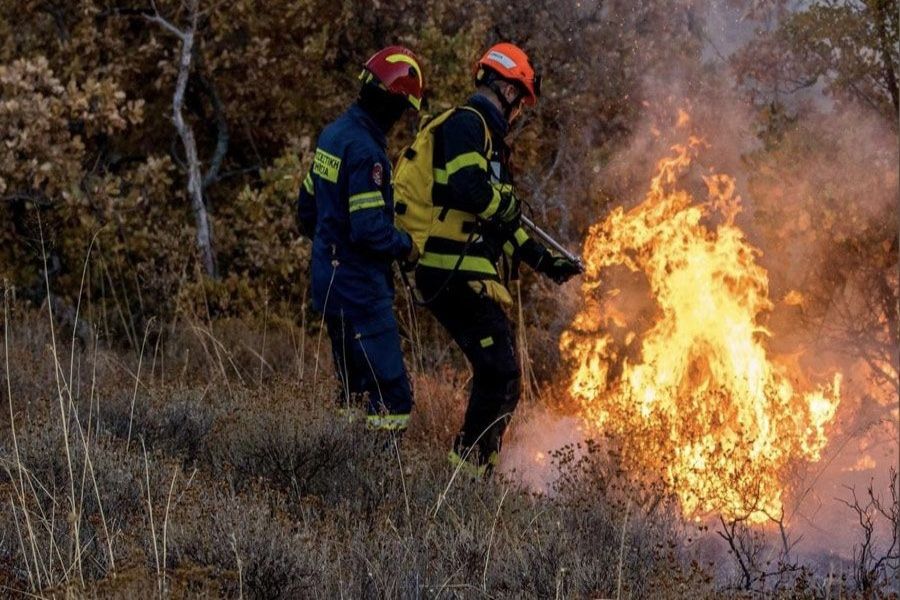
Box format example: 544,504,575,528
490,81,523,122
481,71,521,123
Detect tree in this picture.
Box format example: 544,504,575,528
733,0,899,126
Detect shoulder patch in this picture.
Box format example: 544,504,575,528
372,162,383,187
312,148,341,183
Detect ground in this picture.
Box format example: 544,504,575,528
0,308,890,598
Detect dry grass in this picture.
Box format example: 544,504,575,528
0,304,888,599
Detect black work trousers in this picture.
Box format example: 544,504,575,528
417,270,521,465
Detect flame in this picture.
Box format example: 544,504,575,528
843,453,877,472
783,290,805,306
560,134,841,523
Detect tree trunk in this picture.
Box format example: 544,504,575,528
148,1,217,278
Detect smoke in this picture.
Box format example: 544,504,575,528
732,79,898,557
502,0,898,566
497,403,586,492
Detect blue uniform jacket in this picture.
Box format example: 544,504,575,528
297,104,412,334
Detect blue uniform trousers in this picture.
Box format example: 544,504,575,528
325,311,413,428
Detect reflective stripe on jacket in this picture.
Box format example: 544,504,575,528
417,94,547,285
297,104,412,333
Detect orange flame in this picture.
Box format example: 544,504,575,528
560,134,841,522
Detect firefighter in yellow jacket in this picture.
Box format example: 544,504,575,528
396,43,582,473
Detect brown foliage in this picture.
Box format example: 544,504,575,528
0,0,715,336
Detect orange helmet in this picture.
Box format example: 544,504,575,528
361,46,425,110
474,43,541,106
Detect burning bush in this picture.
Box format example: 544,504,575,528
561,120,842,523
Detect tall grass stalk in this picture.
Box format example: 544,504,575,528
482,484,510,592
141,437,161,594
432,411,511,519
57,227,116,583
161,465,180,596
5,287,42,592
38,215,84,587
298,286,308,382
313,263,338,389
392,436,411,518
126,319,153,454
231,532,244,600
67,231,99,404
190,321,244,388
616,500,632,600
258,294,269,386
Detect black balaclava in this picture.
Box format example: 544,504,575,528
480,70,523,124
357,83,410,134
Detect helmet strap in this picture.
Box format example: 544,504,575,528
486,78,522,123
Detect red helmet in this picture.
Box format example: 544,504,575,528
474,43,541,106
360,46,425,111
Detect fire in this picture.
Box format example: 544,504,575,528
783,290,805,306
560,131,841,523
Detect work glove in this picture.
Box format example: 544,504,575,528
490,183,521,226
540,255,583,285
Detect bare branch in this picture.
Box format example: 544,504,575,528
144,0,217,277
837,471,900,592
716,516,754,590
143,11,187,41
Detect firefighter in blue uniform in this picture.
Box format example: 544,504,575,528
296,46,424,432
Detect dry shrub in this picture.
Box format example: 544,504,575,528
167,491,321,599
0,415,174,588
405,367,469,450
203,400,380,503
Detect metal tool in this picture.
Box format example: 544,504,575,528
521,214,585,271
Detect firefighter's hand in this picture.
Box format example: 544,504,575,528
542,256,583,284
492,184,520,225
402,241,420,271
